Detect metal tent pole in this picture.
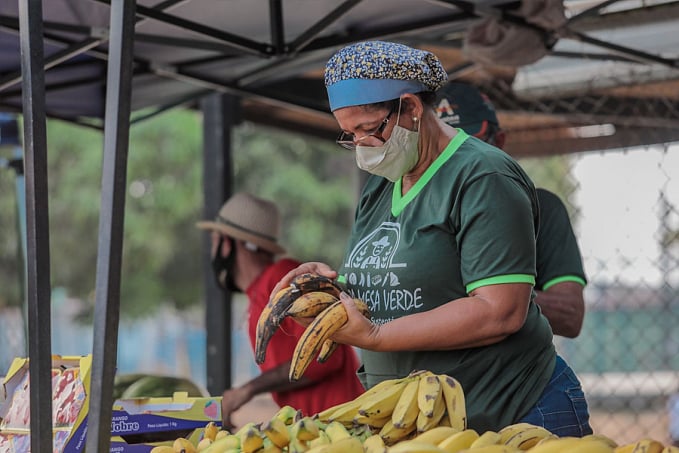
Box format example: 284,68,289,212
201,93,240,396
86,0,135,451
18,0,53,450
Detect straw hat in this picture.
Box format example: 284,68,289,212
196,192,285,255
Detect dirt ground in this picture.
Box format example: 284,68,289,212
230,396,675,447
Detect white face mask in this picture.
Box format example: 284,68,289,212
355,111,420,182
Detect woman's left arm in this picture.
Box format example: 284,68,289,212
332,283,532,351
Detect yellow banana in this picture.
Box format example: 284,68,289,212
358,376,411,420
255,285,300,364
238,423,265,453
413,426,461,445
272,404,301,425
316,339,340,363
363,433,388,453
323,420,353,443
614,442,637,453
391,375,421,429
318,376,407,424
290,273,343,297
353,412,391,428
470,431,502,448
290,416,321,442
458,445,520,453
289,300,348,381
529,437,595,453
387,440,446,453
307,430,331,448
416,393,446,433
286,291,340,318
214,430,230,440
438,374,466,431
417,372,442,418
288,436,310,453
316,298,369,364
379,417,417,446
262,415,291,448
567,439,616,453
306,436,364,453
437,428,479,452
173,437,197,453
196,438,213,452
150,447,175,453
498,423,538,444
201,433,240,453
582,434,617,449
204,421,220,442
501,424,553,450
629,439,664,453
261,437,284,453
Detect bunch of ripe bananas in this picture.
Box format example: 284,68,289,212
254,273,370,382
317,370,466,447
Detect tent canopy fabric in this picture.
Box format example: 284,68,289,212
3,0,679,156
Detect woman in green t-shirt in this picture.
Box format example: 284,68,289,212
271,40,592,435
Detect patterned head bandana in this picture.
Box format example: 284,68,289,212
324,41,448,111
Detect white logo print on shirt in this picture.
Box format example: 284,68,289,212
343,222,422,321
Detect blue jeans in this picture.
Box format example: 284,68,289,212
518,355,593,437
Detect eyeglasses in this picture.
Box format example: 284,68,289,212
335,105,396,151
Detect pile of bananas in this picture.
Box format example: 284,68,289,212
151,370,679,453
253,273,370,381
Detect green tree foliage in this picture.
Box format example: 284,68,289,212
0,109,356,318
0,150,23,308
519,155,581,224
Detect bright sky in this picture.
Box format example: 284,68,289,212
571,144,679,286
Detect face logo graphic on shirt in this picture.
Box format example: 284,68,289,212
342,222,423,320
345,222,404,271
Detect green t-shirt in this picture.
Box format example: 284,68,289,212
535,188,587,290
338,131,555,432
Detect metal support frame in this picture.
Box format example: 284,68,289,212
18,0,53,451
201,93,240,396
86,0,136,450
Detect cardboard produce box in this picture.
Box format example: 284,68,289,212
0,355,91,453
0,356,221,452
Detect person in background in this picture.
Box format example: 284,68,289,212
435,82,587,338
272,40,592,435
196,192,364,429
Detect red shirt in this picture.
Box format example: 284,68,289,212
246,258,365,416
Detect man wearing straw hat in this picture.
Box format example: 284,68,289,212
197,192,364,429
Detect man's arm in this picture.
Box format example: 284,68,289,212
534,281,585,338
221,361,312,430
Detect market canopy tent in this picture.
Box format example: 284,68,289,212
2,1,679,154
3,0,679,451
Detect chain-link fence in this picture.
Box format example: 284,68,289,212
519,141,679,446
